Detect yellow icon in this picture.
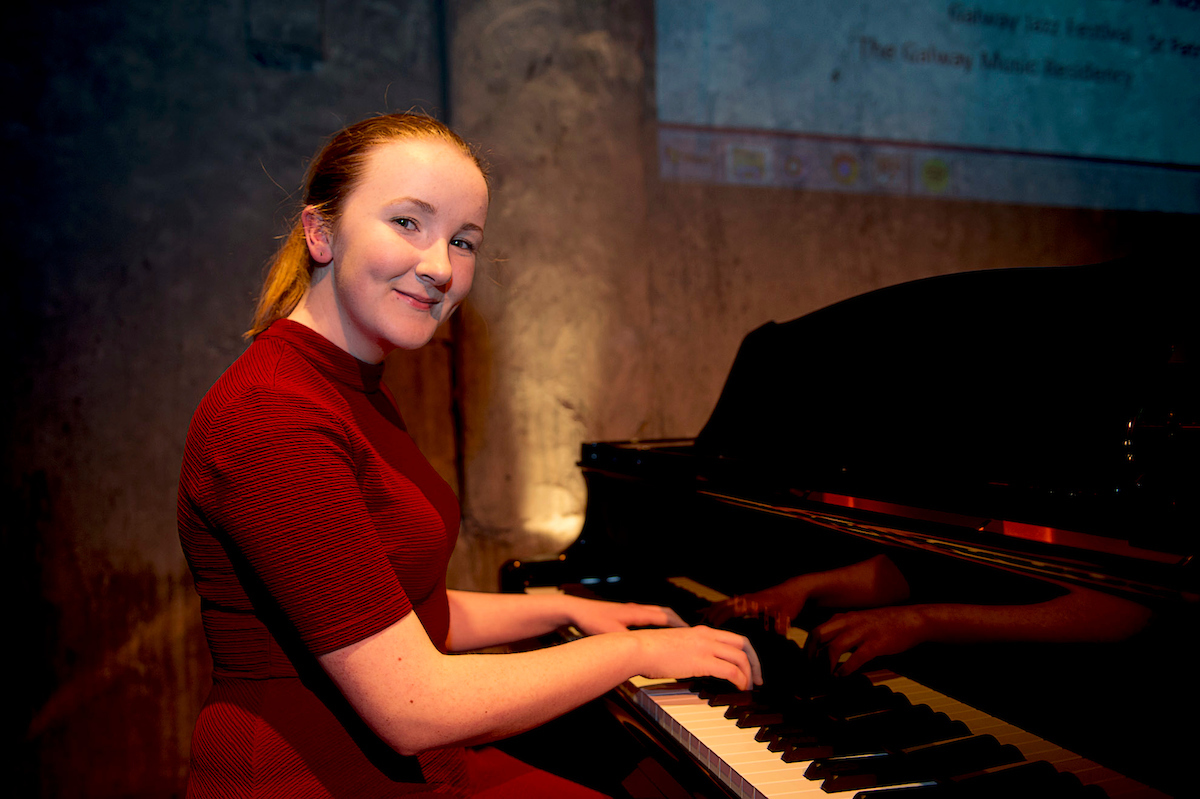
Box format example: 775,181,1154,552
920,158,951,193
730,147,767,181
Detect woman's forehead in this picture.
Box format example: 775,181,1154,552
352,139,488,219
364,139,483,187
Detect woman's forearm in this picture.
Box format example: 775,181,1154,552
445,589,686,651
321,611,758,755
445,590,574,651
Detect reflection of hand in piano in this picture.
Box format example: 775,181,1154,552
703,555,911,639
807,584,1155,676
809,606,927,676
706,554,1154,677
704,587,807,636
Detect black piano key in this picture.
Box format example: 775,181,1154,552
734,708,786,728
949,760,1067,798
691,678,740,699
781,741,836,762
851,785,943,799
720,697,768,716
955,761,1113,799
809,734,1024,792
854,760,1111,799
895,735,1024,779
809,683,908,721
832,707,971,754
781,703,959,762
706,690,755,708
807,749,891,781
761,723,814,750
791,671,874,702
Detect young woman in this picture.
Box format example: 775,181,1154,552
177,113,760,798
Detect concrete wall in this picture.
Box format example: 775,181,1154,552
444,0,1174,587
4,0,1187,795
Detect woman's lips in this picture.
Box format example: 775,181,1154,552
396,290,438,310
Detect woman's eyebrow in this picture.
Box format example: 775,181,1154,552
388,196,483,234
387,196,437,215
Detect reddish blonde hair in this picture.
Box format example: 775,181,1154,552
246,113,487,338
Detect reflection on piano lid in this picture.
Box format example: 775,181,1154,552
690,256,1198,574
502,256,1197,798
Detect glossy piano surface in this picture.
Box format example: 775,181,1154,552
503,257,1198,798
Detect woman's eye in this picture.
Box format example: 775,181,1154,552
451,238,477,252
393,217,417,230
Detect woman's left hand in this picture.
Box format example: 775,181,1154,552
569,598,688,635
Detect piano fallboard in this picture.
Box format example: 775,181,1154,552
572,439,1196,607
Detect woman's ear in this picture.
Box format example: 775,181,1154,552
301,206,334,264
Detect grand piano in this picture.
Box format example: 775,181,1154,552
500,257,1197,799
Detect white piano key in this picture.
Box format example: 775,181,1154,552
641,683,902,799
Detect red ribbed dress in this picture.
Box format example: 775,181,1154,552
178,320,468,797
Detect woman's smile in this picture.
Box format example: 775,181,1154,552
395,287,439,311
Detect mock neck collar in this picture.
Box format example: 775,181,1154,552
261,319,385,393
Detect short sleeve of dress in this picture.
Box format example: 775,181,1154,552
196,383,413,655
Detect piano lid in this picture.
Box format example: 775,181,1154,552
680,255,1197,596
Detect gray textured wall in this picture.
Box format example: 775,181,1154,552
4,1,1187,796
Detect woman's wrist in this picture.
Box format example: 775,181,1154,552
604,628,644,678
554,593,588,630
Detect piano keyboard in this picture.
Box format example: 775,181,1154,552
626,577,1168,799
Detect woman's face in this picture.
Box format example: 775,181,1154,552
303,138,488,361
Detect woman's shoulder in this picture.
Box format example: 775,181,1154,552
209,334,316,401
189,334,348,442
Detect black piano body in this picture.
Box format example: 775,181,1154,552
501,256,1198,798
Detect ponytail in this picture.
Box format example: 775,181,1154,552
245,222,314,339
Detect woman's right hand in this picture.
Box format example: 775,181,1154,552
627,625,763,690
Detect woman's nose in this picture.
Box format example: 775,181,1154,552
416,244,453,286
